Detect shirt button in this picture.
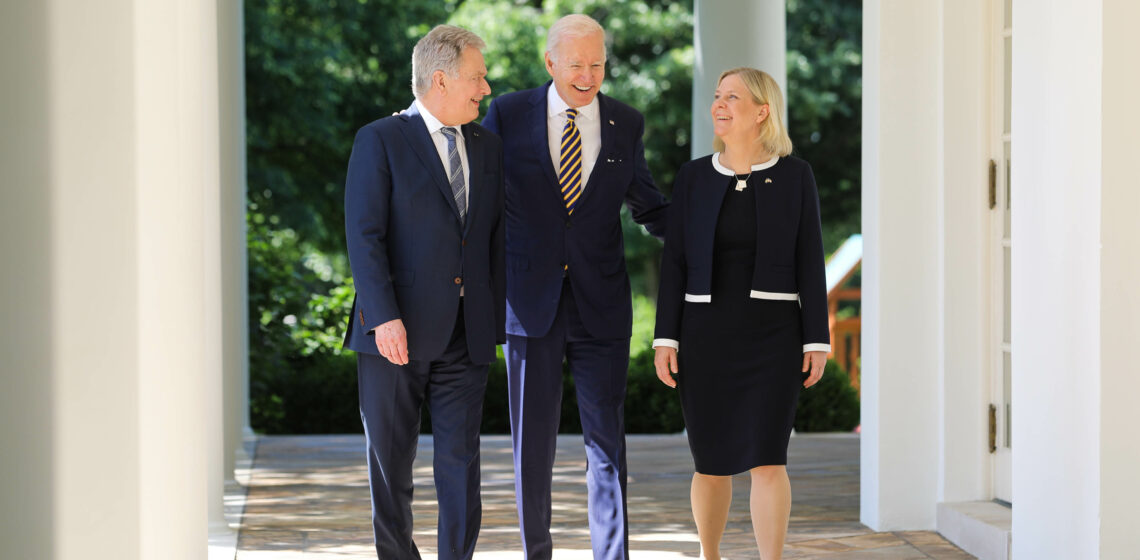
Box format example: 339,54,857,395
453,276,463,285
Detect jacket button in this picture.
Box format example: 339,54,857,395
565,221,572,229
453,276,462,285
461,239,466,246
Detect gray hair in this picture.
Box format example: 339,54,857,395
546,14,607,62
411,25,486,99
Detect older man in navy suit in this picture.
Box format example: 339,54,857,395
343,24,504,560
482,14,668,560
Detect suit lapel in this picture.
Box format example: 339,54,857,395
461,123,483,235
528,84,564,211
398,102,463,222
572,93,612,211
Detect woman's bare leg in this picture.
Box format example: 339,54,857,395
691,472,733,559
750,465,791,559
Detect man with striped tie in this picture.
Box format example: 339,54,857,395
483,14,669,560
343,25,504,559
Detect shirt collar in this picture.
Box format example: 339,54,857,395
547,84,600,121
414,98,452,136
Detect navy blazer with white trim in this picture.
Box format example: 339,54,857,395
653,154,830,353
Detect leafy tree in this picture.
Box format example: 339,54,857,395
245,0,457,254
786,0,862,252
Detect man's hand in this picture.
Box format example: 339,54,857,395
654,346,679,388
373,318,409,365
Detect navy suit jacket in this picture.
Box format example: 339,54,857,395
483,83,668,340
343,103,506,365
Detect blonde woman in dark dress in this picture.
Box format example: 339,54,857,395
653,67,830,560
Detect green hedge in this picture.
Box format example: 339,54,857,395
248,207,858,435
251,334,858,435
794,359,861,432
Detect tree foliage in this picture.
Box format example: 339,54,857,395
245,0,457,253
786,0,862,251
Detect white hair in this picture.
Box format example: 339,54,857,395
411,25,486,98
546,14,607,62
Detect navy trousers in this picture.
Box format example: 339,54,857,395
357,308,488,560
506,279,630,560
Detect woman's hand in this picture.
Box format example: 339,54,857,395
802,350,827,388
654,346,679,388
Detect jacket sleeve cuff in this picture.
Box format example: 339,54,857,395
803,343,831,353
653,338,680,351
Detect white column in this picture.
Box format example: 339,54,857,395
218,0,253,481
691,0,786,159
938,0,990,504
0,2,56,557
1011,0,1102,557
861,0,942,529
134,0,219,556
1100,1,1140,556
51,0,146,555
1,0,226,557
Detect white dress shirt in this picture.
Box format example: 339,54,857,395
547,87,601,192
414,99,469,298
415,99,470,210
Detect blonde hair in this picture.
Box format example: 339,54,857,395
711,67,793,157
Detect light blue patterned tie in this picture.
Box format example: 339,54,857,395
440,126,467,224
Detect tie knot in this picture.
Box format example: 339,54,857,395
441,126,457,139
565,108,578,123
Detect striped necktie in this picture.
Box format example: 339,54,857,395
559,108,583,213
440,126,466,224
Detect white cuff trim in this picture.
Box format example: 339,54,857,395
684,293,711,303
803,343,831,353
653,338,680,350
749,290,799,301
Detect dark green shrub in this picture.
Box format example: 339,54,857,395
625,347,686,433
795,359,860,432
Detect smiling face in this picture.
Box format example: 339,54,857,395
434,46,491,126
545,31,606,108
710,72,770,146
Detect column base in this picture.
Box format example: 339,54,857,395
936,501,1011,560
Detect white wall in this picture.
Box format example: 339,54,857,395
691,0,786,159
1011,0,1102,557
861,0,943,530
1099,0,1140,556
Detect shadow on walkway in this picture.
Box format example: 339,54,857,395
233,433,971,559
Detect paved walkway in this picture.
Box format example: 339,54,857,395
232,433,972,559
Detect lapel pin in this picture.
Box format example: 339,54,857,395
609,119,615,125
764,178,773,183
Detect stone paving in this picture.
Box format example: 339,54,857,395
233,433,973,559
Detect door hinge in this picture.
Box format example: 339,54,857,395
988,159,997,209
988,404,998,453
